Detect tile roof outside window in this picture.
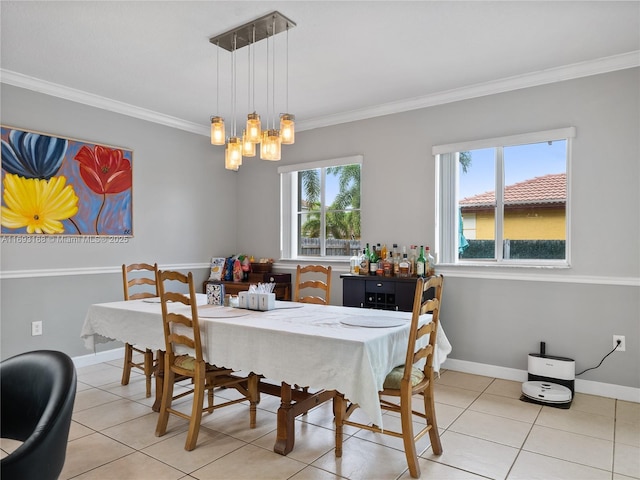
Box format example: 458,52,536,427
460,173,566,207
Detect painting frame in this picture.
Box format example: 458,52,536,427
1,125,133,237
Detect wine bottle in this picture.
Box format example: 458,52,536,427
369,244,379,275
416,245,426,278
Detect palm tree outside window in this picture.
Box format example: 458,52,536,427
279,156,362,259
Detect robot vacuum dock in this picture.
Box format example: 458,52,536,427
521,342,575,409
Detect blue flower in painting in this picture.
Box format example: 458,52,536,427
1,129,68,179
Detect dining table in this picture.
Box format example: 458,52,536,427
81,293,452,455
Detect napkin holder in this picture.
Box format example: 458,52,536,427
238,291,249,309
248,293,259,310
240,291,275,310
258,293,276,311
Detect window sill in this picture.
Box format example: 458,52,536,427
274,258,351,273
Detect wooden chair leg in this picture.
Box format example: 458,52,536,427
424,388,442,455
155,366,175,437
144,349,153,398
248,373,258,428
333,393,345,457
185,367,205,451
400,393,420,479
121,343,133,385
207,379,214,411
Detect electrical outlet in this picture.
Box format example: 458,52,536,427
31,321,43,336
613,335,626,352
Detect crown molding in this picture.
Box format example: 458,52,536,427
2,51,638,136
0,70,209,137
296,51,640,131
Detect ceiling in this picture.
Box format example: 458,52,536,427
1,1,639,136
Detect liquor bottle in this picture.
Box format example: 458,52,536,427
398,253,410,278
416,245,426,278
350,249,360,275
380,244,388,262
409,245,417,277
369,244,379,275
382,252,393,277
426,246,436,276
359,247,369,275
393,244,400,276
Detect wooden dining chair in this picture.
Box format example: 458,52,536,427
294,264,332,304
334,274,444,479
121,262,159,397
155,269,259,451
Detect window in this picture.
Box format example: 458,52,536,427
434,128,574,266
279,155,362,259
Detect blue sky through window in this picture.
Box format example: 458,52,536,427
459,140,567,200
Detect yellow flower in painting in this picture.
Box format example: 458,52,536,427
1,173,79,234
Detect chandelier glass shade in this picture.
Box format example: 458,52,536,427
261,129,282,161
280,113,295,144
245,113,262,143
242,130,256,157
210,116,225,145
209,12,296,170
225,137,242,171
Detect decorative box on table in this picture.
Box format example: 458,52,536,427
206,283,225,305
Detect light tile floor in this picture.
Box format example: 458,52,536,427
2,359,638,480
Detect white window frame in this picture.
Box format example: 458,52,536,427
279,155,363,260
433,127,575,267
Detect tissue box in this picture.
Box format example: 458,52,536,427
258,292,276,311
206,283,224,305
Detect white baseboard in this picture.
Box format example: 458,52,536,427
72,348,639,404
442,358,640,403
72,347,124,368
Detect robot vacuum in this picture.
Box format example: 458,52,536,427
522,381,573,406
520,342,574,409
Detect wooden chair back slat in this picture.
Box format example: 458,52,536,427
294,265,332,304
122,263,159,300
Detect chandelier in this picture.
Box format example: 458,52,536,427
209,12,296,171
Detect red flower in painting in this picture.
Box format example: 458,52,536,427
74,145,132,194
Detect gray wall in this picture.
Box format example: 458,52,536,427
1,69,638,390
1,84,235,358
235,69,640,388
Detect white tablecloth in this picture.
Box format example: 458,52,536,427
81,295,452,427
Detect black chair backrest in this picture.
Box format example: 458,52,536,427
1,350,77,480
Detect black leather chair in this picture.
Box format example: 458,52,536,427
1,350,77,480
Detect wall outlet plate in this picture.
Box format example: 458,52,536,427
613,335,626,352
31,321,43,336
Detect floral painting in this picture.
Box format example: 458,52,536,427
1,126,132,236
